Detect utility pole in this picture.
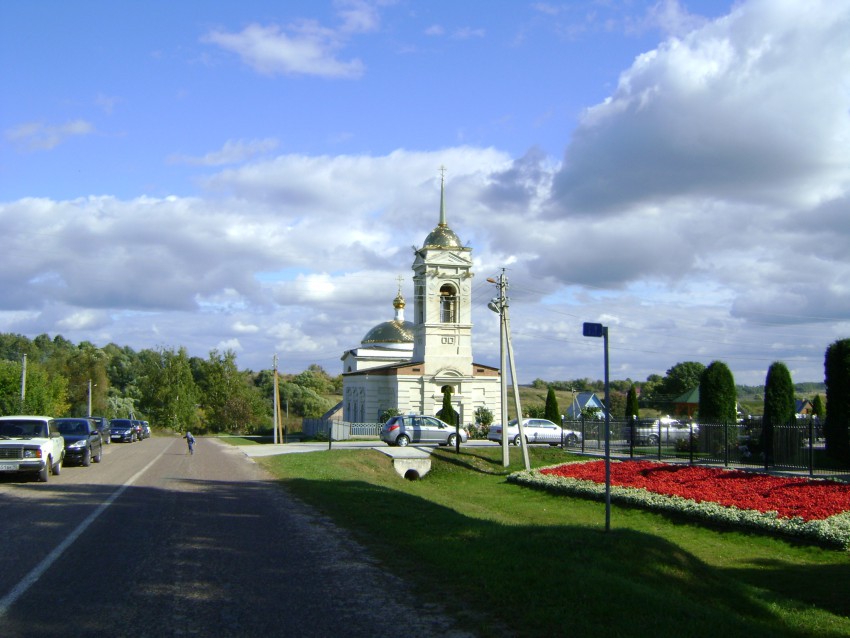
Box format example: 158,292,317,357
20,354,27,410
489,273,509,467
273,354,280,444
488,271,530,471
505,306,530,471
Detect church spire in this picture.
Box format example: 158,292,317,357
420,166,462,249
438,165,447,227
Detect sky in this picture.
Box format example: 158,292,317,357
1,0,848,387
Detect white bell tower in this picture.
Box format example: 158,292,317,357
411,168,474,376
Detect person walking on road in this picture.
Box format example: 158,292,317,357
183,431,195,455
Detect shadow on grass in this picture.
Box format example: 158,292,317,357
278,474,850,638
431,448,513,475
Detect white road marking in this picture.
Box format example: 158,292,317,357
0,445,169,618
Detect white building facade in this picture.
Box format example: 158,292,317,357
341,175,502,426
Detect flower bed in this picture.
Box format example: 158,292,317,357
507,460,850,549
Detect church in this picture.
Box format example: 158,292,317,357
341,173,502,427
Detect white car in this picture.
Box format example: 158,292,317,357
0,416,65,482
488,418,582,447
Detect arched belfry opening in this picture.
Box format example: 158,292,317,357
439,284,457,323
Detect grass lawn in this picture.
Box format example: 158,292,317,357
253,444,850,637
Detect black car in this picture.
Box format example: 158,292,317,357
89,416,111,444
54,418,103,466
110,419,137,443
131,420,145,440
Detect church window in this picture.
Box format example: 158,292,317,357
415,281,425,323
440,284,457,323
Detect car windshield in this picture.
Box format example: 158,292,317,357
57,421,88,435
0,421,46,437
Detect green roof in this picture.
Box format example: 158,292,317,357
673,386,699,403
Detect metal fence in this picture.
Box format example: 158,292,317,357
561,417,848,477
301,419,382,439
301,415,849,477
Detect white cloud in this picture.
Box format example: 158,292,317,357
233,321,259,334
553,0,850,213
202,21,364,78
215,338,243,353
5,119,94,151
168,138,279,166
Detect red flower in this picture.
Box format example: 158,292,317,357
541,461,850,521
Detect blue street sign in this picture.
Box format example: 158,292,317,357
583,322,604,338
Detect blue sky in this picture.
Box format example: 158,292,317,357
1,0,849,387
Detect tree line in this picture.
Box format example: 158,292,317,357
0,333,342,433
3,332,847,464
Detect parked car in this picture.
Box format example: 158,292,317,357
131,420,144,440
488,418,583,447
622,417,698,446
139,421,151,439
89,416,111,444
380,415,468,447
0,415,65,482
109,419,137,443
54,418,103,466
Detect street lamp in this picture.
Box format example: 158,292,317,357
583,322,611,532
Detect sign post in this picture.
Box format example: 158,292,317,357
583,322,611,532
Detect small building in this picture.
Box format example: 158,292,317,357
673,387,700,418
565,392,607,420
795,398,814,418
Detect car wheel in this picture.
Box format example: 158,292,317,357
93,447,102,463
566,434,578,446
82,449,92,467
52,455,62,476
38,462,49,482
513,435,523,446
396,434,410,447
447,433,458,447
647,434,660,446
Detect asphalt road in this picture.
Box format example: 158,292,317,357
0,436,473,637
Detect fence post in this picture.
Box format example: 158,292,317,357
580,416,585,454
656,419,662,461
764,419,770,472
724,421,729,467
327,421,333,451
689,422,694,465
808,418,814,477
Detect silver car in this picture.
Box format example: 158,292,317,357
488,418,583,446
380,415,468,447
624,417,697,446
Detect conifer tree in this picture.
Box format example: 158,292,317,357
698,361,736,422
762,361,794,464
544,386,560,424
824,339,850,463
625,384,640,420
